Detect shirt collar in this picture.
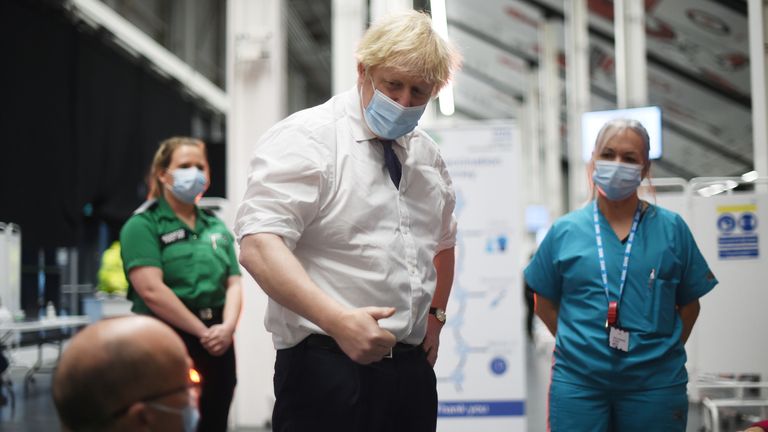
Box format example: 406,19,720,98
156,195,211,228
345,85,376,143
344,86,409,149
155,196,177,221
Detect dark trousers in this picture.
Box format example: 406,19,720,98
272,335,438,432
175,317,237,432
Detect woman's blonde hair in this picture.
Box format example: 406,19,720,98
592,118,651,163
147,136,207,199
356,10,462,93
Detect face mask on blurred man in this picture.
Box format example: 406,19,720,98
592,160,643,201
147,402,200,432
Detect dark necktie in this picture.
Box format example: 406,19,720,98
381,140,402,189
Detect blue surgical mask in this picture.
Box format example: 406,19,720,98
592,160,643,201
361,76,427,140
169,167,207,204
148,402,200,432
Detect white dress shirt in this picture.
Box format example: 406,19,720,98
235,87,457,349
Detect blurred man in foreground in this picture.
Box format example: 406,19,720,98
52,315,199,432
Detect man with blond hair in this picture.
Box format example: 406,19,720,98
52,316,199,432
236,9,461,432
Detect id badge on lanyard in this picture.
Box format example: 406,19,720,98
593,200,641,353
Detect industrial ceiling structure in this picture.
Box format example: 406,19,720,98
99,0,751,180
446,0,751,180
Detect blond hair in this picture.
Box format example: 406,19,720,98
592,118,651,163
587,118,655,200
147,136,207,199
356,10,462,93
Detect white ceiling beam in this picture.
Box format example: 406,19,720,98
614,0,647,108
67,0,228,114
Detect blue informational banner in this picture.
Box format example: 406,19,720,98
427,123,526,432
438,400,526,417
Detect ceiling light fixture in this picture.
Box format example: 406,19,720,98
430,0,455,116
741,170,759,182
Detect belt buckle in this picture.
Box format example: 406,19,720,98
199,308,213,320
384,347,393,359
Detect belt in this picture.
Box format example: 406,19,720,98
194,307,223,321
304,334,421,359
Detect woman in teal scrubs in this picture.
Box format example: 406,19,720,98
524,118,717,431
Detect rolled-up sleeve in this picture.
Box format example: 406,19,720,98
234,127,330,250
435,155,457,252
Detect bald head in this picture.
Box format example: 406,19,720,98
53,316,190,431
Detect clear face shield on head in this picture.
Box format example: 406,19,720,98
361,72,428,140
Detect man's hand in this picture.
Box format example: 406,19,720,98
200,324,234,356
422,314,444,367
326,307,397,364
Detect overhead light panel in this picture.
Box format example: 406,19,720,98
742,170,759,182
430,0,455,117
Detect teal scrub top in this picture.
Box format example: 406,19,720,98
524,202,717,390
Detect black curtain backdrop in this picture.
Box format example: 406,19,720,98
0,0,225,250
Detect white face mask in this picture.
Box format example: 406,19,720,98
361,75,427,140
167,167,207,204
147,402,200,432
592,160,643,201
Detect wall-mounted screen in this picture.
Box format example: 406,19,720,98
581,106,662,161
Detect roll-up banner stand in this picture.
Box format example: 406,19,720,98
427,123,526,432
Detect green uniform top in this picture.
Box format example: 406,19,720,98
119,196,241,315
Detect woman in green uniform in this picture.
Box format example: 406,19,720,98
120,136,242,432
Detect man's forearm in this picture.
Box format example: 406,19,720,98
239,233,346,333
432,247,455,309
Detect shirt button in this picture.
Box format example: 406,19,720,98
191,234,198,240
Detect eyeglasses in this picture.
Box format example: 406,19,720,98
103,369,201,425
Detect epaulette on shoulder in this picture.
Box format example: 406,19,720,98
133,199,159,215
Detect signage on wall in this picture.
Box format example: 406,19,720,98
717,204,759,260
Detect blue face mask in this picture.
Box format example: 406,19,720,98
592,160,643,201
169,167,207,204
362,76,428,140
148,402,200,432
